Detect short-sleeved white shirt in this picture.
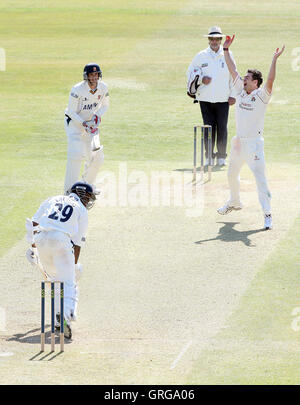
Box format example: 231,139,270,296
233,75,272,138
65,80,109,126
32,193,88,246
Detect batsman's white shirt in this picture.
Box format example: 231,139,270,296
33,193,88,321
65,79,109,130
233,75,272,138
187,47,235,102
64,80,109,192
32,193,88,246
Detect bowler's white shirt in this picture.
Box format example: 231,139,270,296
65,80,109,125
187,47,235,102
233,76,272,138
32,193,88,246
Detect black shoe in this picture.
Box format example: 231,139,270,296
64,320,72,340
56,313,72,339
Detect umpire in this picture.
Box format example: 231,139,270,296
187,26,236,166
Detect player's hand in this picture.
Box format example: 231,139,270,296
86,126,99,135
83,120,99,135
26,247,39,266
274,45,285,59
223,34,235,48
91,114,101,127
202,76,212,85
228,97,236,106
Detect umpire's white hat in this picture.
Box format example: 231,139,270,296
204,26,226,37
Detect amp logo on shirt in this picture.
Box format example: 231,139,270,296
83,104,93,110
251,96,256,102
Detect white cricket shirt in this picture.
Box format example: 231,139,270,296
187,47,235,102
32,193,88,246
65,80,109,125
233,75,272,138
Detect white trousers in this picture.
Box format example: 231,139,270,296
64,118,104,193
34,230,78,322
227,136,271,215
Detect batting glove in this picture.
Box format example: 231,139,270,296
83,121,99,135
91,114,101,127
26,247,39,266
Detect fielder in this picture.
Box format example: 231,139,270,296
217,35,285,230
26,182,96,339
64,63,109,194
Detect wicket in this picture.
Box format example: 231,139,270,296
193,125,213,182
41,281,64,352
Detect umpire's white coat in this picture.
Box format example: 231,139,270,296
64,80,109,193
187,47,235,102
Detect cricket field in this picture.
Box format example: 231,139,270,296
0,0,299,385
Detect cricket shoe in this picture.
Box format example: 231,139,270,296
264,214,273,230
217,203,242,215
217,158,226,167
205,158,215,166
63,320,72,340
55,313,72,339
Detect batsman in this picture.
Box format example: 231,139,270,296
64,63,109,194
217,35,285,230
26,182,96,339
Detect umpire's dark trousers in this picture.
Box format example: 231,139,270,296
200,101,229,159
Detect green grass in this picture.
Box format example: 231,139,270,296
187,216,300,384
0,0,299,384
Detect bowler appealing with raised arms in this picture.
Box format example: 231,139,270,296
217,35,285,230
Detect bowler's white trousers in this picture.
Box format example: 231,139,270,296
34,230,78,322
227,136,271,215
64,118,104,193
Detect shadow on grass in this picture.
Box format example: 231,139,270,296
195,222,266,247
6,326,71,358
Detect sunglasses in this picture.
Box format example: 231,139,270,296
208,37,222,41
